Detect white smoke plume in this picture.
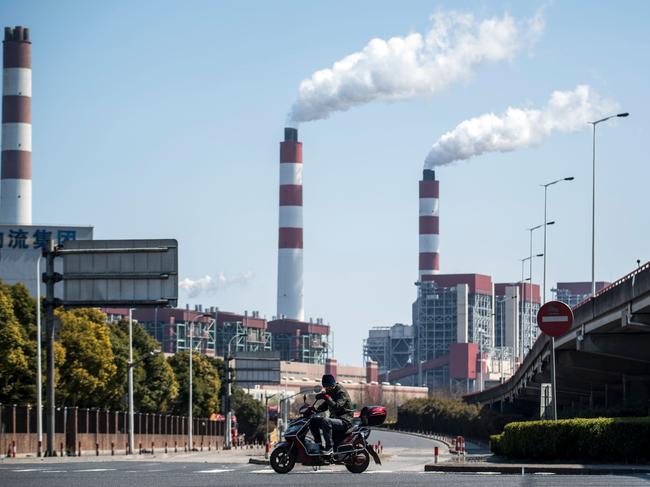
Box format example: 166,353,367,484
179,271,254,298
424,85,619,168
289,10,545,123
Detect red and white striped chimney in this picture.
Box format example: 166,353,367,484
419,169,439,279
1,26,32,225
277,127,304,321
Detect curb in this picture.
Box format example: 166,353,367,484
249,458,270,465
424,464,650,475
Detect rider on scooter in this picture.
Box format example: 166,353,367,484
309,374,353,455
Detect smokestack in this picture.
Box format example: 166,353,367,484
277,127,304,321
419,169,439,278
1,26,32,225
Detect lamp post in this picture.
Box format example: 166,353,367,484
542,178,574,303
589,112,629,296
224,332,246,449
528,223,553,351
188,312,214,451
520,253,544,362
264,392,279,459
126,309,160,455
128,309,135,455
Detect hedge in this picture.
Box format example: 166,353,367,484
490,417,650,462
396,397,524,439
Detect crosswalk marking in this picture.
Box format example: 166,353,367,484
72,468,117,472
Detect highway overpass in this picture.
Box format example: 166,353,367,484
465,262,650,416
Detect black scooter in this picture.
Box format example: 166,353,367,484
270,388,386,474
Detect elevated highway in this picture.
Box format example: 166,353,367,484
465,263,650,415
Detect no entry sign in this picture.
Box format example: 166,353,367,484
537,300,574,337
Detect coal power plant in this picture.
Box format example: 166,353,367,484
364,169,545,394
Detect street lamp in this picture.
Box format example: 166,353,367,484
589,112,629,296
528,223,553,351
224,332,246,449
541,178,574,303
127,307,160,455
187,312,214,451
519,253,543,363
264,391,279,459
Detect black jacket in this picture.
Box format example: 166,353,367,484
317,383,353,423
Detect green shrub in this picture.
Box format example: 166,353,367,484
396,397,523,439
489,434,503,456
494,417,650,462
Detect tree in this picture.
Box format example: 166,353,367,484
56,308,117,407
105,319,179,412
231,387,266,442
0,287,34,403
168,351,221,417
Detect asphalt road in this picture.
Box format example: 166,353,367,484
1,431,649,487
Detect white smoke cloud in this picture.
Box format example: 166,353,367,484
424,85,619,168
289,9,545,123
179,271,254,298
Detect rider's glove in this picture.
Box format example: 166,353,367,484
315,393,331,401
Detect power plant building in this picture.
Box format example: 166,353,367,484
363,323,414,375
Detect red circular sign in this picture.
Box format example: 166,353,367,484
537,301,574,337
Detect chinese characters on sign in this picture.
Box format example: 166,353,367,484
0,228,78,249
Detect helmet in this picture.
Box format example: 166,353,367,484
321,374,336,388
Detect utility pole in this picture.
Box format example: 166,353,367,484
42,241,61,456
128,309,135,454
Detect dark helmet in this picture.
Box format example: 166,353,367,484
321,374,336,388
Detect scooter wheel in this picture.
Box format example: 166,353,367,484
345,443,370,474
270,445,296,474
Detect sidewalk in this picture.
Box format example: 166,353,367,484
425,461,650,475
0,446,266,464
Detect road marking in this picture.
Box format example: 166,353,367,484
72,468,117,472
41,470,67,473
534,472,556,475
475,472,501,475
251,469,274,473
196,468,234,473
368,470,393,473
12,469,45,472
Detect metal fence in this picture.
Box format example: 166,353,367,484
0,404,225,456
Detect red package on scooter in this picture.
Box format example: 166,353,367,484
360,406,387,426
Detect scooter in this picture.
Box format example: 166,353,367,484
270,387,386,474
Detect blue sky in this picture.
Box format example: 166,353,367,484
3,1,648,365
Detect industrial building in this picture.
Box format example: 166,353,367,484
363,323,414,375
554,281,609,307
103,306,329,365
494,282,541,361
364,170,543,394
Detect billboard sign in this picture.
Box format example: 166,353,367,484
62,239,178,307
0,224,93,296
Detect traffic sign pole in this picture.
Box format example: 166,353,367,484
551,337,557,420
537,301,574,421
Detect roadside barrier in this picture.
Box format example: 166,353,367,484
434,446,439,463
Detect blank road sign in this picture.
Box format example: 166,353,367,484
62,239,178,307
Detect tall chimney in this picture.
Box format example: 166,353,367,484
1,26,32,225
277,127,304,321
419,169,439,278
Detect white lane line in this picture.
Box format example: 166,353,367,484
72,468,117,472
12,469,45,472
251,469,274,473
196,468,234,473
41,470,67,473
368,470,394,473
